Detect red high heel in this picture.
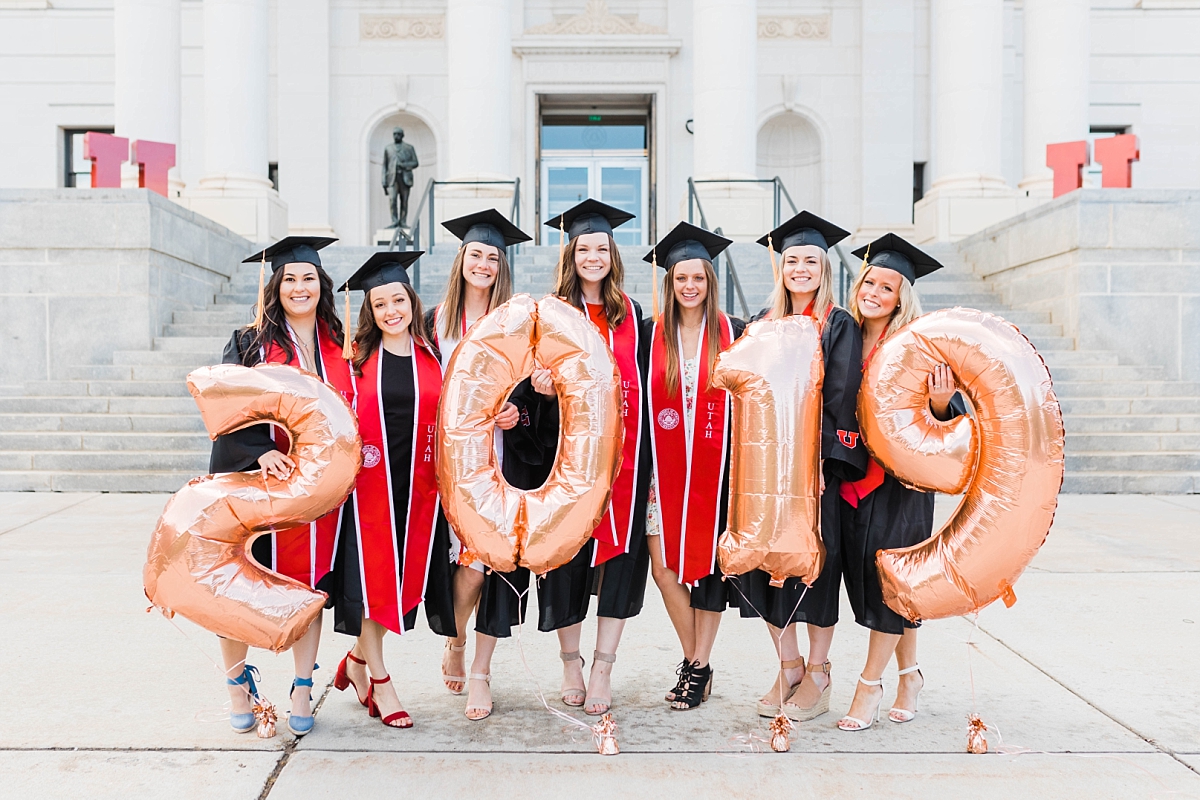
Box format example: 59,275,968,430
334,651,369,708
367,675,412,729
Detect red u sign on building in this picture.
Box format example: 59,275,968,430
81,132,176,197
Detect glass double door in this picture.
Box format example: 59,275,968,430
542,156,648,247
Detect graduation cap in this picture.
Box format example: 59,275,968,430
756,211,850,254
642,222,732,270
543,199,635,241
442,209,531,250
338,251,423,293
242,236,338,272
851,233,944,284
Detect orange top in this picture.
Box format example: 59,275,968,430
586,302,610,340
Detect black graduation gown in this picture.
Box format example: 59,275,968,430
642,315,747,613
528,299,653,630
331,350,456,638
733,307,868,629
208,328,337,598
472,378,560,638
841,393,968,634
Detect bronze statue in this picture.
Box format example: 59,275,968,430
382,126,419,228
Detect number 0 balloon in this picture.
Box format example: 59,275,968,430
143,364,362,652
858,308,1065,621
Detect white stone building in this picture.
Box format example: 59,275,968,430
2,0,1199,247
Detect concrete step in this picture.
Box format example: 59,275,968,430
1052,380,1200,399
113,350,220,366
1063,432,1200,453
164,323,243,337
0,470,194,492
174,309,252,325
0,412,206,432
63,364,197,382
0,431,210,451
153,336,228,352
22,450,210,472
1047,365,1167,382
25,380,191,398
1060,471,1200,493
1065,452,1200,472
1061,396,1200,415
1040,351,1121,366
1026,336,1075,351
1063,414,1200,433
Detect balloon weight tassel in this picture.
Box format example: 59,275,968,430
769,713,793,752
967,714,989,754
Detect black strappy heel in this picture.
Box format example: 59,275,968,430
671,661,713,711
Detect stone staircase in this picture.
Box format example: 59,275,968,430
1,240,1196,493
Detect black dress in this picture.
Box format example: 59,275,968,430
472,378,560,638
841,393,968,634
528,299,653,630
733,307,868,629
331,350,456,638
641,315,747,613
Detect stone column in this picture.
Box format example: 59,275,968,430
1019,0,1090,198
691,0,764,239
446,0,510,180
860,0,915,239
440,0,511,244
278,0,333,235
182,0,287,241
113,0,182,194
914,0,1024,242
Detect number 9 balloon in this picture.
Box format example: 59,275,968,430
143,364,362,652
858,307,1065,621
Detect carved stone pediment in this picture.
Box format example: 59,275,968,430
758,15,832,40
524,0,666,36
361,14,445,40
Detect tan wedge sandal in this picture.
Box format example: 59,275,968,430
757,657,805,718
783,659,832,722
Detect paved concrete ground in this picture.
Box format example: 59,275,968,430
0,492,1196,798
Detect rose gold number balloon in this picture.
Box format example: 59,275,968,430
711,316,825,586
859,308,1065,621
144,364,362,652
436,294,623,574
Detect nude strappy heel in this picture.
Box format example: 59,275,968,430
559,650,587,707
442,640,467,695
585,651,616,716
837,675,884,731
889,664,923,723
757,657,805,718
464,672,493,721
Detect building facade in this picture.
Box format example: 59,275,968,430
2,0,1199,246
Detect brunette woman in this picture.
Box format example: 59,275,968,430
423,210,546,722
209,236,352,738
836,234,965,731
641,222,745,710
526,199,651,716
328,251,456,729
734,212,868,722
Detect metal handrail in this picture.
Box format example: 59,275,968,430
686,179,750,318
831,243,859,309
391,177,522,292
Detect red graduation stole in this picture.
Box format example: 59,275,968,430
347,341,442,633
648,314,733,585
262,323,355,588
591,295,644,567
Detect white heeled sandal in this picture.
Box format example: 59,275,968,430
889,664,923,723
837,675,884,731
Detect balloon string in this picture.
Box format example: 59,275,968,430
725,575,811,712
153,609,267,722
493,571,607,741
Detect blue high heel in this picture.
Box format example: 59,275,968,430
288,664,319,737
226,664,261,733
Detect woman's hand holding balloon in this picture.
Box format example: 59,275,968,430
258,450,295,480
927,362,957,419
495,401,520,431
530,366,555,398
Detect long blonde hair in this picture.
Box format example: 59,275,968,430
439,244,512,341
553,233,628,328
351,282,433,376
659,258,723,397
766,247,836,321
847,265,923,340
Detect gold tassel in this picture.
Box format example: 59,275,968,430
252,253,266,329
861,243,872,271
651,249,660,322
767,233,780,285
342,290,353,361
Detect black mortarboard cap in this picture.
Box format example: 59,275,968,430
756,211,850,254
850,233,944,284
543,199,635,240
243,236,338,272
642,222,732,270
442,209,532,250
338,251,423,293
